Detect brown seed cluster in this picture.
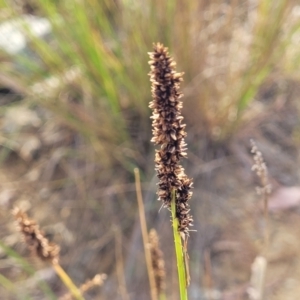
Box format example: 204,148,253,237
250,140,272,196
148,229,166,295
12,207,60,264
148,43,193,235
59,274,107,300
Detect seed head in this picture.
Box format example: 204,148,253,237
149,43,193,235
148,229,166,295
59,274,107,300
250,140,272,195
12,207,60,264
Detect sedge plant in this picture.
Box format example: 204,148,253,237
148,43,193,300
12,207,84,300
247,140,272,300
12,207,107,300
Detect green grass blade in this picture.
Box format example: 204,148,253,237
0,240,56,300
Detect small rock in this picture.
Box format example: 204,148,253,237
19,135,41,161
3,106,41,133
269,186,300,211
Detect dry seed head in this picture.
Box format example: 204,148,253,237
12,207,60,264
149,43,193,235
250,140,272,195
80,273,107,293
148,229,166,294
59,274,107,300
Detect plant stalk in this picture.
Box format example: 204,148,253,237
52,262,85,300
134,168,158,300
171,189,188,300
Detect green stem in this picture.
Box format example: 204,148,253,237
171,189,188,300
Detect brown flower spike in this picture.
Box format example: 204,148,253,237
148,43,193,235
12,207,60,264
149,229,166,295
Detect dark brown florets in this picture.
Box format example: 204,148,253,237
148,43,193,235
12,207,60,264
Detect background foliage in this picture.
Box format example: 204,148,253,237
0,0,300,299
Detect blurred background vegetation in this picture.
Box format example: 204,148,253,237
1,0,300,299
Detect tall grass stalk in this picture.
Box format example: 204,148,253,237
171,189,188,300
248,141,272,300
251,140,271,254
114,227,130,300
134,168,158,300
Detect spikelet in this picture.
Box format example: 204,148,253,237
148,43,193,235
12,207,60,264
